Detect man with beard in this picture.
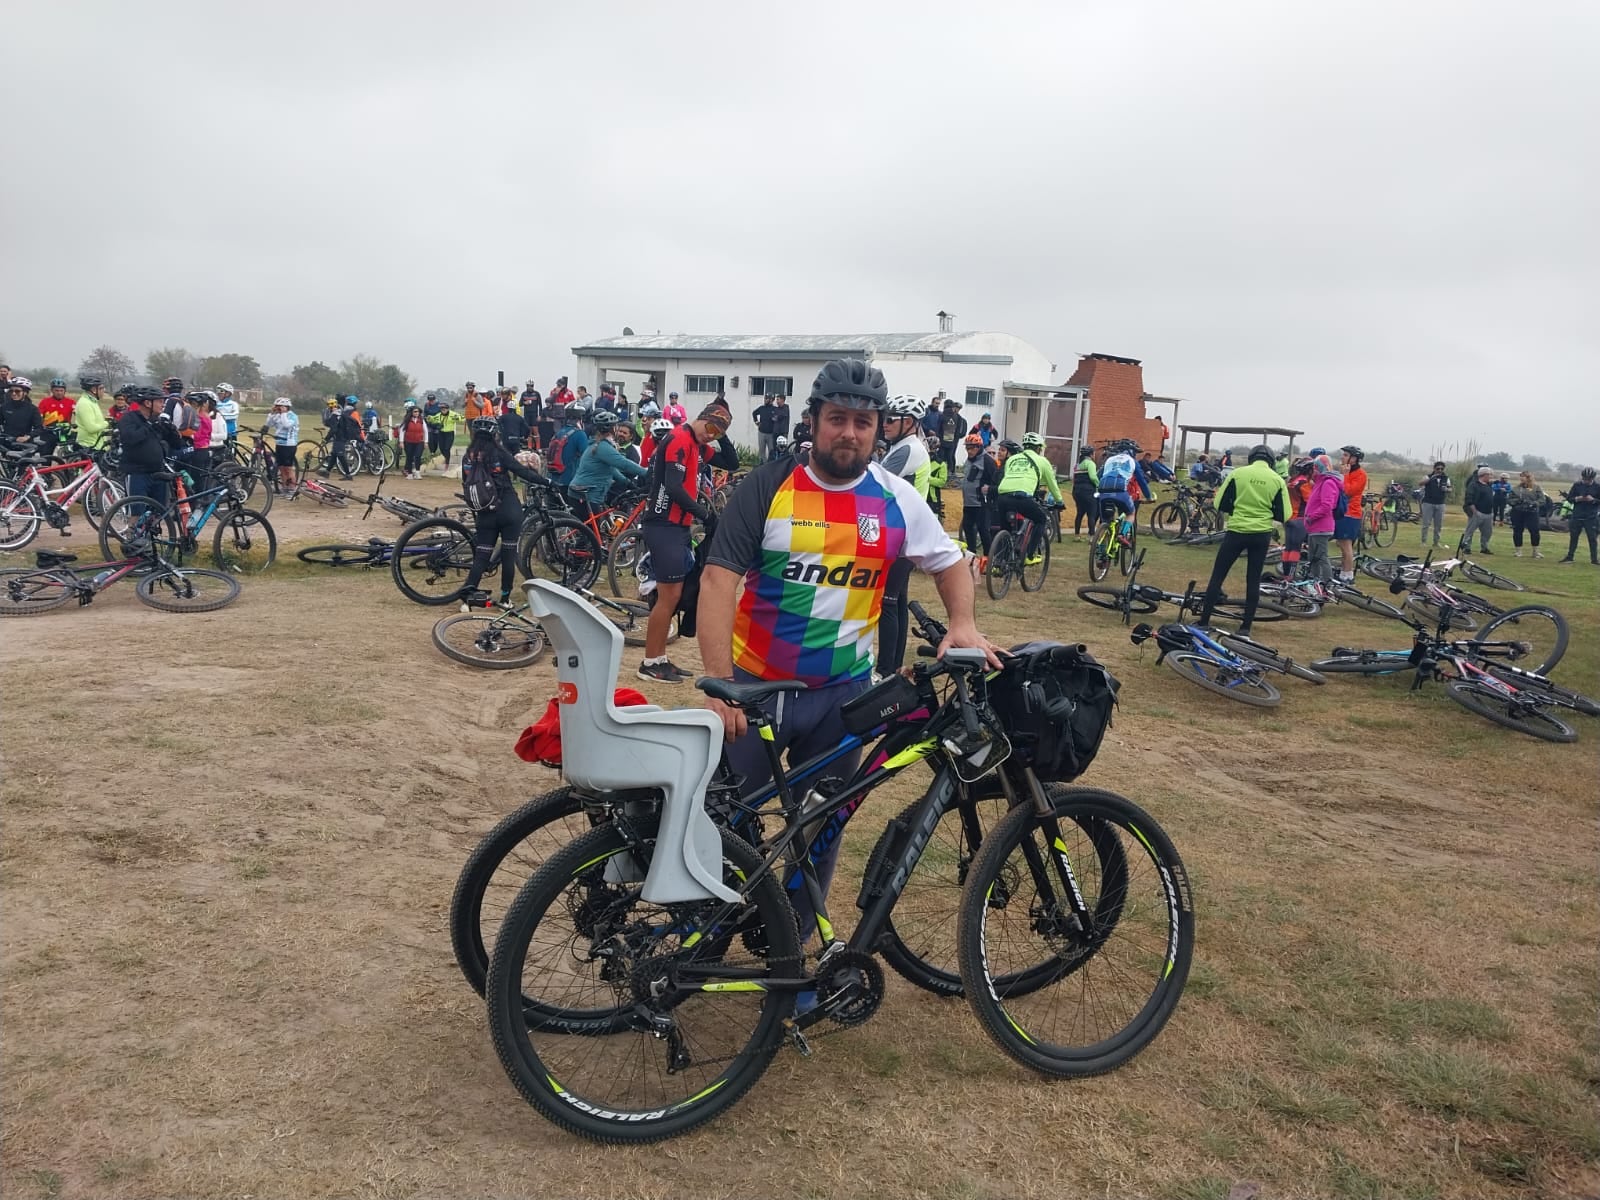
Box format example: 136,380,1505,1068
694,358,999,962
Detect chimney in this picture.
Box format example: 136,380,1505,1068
936,310,954,333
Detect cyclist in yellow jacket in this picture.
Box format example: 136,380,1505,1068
995,432,1063,565
1195,444,1291,635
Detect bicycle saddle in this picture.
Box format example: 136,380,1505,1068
695,677,808,707
35,551,77,568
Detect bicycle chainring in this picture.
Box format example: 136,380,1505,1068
817,949,885,1028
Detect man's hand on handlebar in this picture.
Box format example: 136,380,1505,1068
936,621,1004,670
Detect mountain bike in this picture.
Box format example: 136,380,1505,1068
1088,500,1136,582
451,601,968,1001
1078,549,1293,626
1309,601,1592,741
288,473,355,507
388,503,601,605
985,508,1049,599
1146,484,1218,540
1448,537,1528,590
98,468,277,576
1356,494,1397,550
294,431,363,479
0,545,241,616
354,431,400,475
360,469,473,525
482,584,1190,1142
0,449,123,549
1129,615,1323,706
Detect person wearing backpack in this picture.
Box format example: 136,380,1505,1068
322,397,364,478
545,403,589,496
456,416,545,608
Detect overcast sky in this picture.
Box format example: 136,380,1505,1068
4,0,1594,463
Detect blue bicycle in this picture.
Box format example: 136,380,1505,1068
1130,613,1326,707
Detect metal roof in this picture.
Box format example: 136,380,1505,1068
1179,424,1305,436
572,331,982,358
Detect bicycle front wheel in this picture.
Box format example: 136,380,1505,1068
1118,524,1137,576
97,495,185,563
1446,681,1576,743
80,477,122,530
1020,531,1050,592
0,485,43,551
211,509,277,575
1077,585,1158,615
596,595,675,646
606,526,647,597
432,612,547,668
957,788,1193,1078
1165,651,1281,706
485,819,800,1144
1459,561,1527,591
296,543,381,567
135,568,242,613
1087,532,1112,584
1147,502,1185,539
986,530,1016,599
391,517,476,605
1475,605,1568,675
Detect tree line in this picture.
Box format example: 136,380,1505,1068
7,345,418,407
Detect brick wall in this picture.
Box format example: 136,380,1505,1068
1067,354,1166,453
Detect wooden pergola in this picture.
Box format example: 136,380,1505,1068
1176,423,1305,466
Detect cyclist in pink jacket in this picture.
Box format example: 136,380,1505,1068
1302,454,1343,583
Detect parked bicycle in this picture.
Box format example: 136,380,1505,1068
481,582,1189,1142
985,507,1050,599
98,466,276,576
0,447,123,549
1146,484,1218,540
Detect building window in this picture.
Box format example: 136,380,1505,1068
684,375,724,394
749,376,794,397
965,388,994,409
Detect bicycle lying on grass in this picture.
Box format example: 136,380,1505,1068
476,585,1190,1142
0,546,241,616
1310,583,1592,741
431,587,674,668
1078,548,1294,625
360,469,474,525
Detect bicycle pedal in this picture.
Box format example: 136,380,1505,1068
784,1020,813,1057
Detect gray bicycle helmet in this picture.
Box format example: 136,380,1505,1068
591,409,620,430
808,357,888,411
1248,444,1276,466
469,416,499,437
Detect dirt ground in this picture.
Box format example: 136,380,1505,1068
2,486,1597,1200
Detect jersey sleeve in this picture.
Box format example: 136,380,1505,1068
705,459,789,575
880,442,913,478
881,469,965,574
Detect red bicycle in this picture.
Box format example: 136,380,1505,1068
0,452,124,550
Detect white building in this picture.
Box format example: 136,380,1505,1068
570,329,1087,458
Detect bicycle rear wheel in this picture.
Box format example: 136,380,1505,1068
135,568,241,613
0,568,77,615
1404,594,1477,632
485,820,800,1144
1118,525,1137,576
986,530,1017,599
1164,651,1281,706
957,788,1193,1078
80,477,122,530
596,596,675,647
432,612,546,668
1375,512,1397,548
1077,585,1158,616
449,788,595,994
1020,531,1050,592
391,517,476,605
211,509,276,575
1446,681,1576,743
1257,587,1321,618
1147,502,1185,539
1307,652,1412,675
1481,667,1600,717
1475,605,1568,675
97,495,186,563
517,517,603,591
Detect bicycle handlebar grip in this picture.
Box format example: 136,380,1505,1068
1046,643,1090,667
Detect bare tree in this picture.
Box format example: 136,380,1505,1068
145,346,199,385
78,345,136,389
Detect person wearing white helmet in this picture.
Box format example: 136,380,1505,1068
876,394,935,675
265,398,300,491
639,416,674,467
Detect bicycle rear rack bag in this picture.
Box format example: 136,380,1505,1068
523,579,735,904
